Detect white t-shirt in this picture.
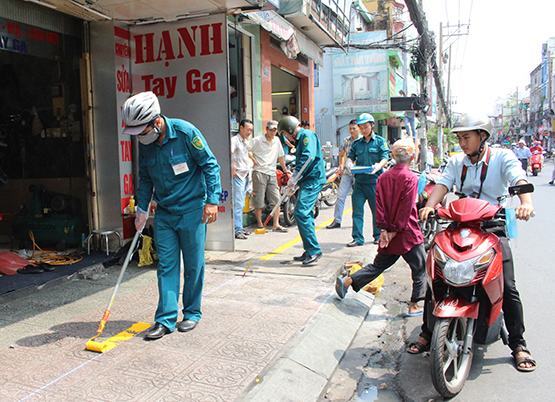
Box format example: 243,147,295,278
231,134,251,178
250,135,285,177
437,147,526,205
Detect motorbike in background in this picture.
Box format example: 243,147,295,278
275,156,319,226
318,167,340,207
529,151,543,176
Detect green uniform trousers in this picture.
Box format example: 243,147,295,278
294,181,323,257
351,181,380,244
153,207,206,331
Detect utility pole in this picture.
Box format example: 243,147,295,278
437,22,469,155
405,0,448,170
437,22,443,160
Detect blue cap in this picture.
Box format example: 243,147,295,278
356,113,375,125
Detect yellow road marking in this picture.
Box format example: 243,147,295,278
88,322,151,352
260,208,352,261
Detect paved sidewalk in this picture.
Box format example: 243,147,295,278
0,201,379,401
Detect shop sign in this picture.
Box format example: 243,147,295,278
130,15,233,250
332,50,390,115
0,18,60,58
113,25,134,213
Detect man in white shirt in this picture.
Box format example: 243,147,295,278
250,120,289,232
415,114,536,372
513,139,532,175
231,119,253,239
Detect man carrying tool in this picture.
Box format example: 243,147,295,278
335,138,426,316
123,91,222,340
278,116,326,265
347,113,389,247
327,120,361,229
250,120,290,232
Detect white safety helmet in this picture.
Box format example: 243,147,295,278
122,91,161,135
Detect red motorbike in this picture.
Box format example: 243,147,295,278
529,151,543,176
425,183,534,398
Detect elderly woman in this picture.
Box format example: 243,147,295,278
335,138,426,316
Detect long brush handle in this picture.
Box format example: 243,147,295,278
264,157,313,226
99,205,149,324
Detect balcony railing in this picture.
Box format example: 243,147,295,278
309,0,350,45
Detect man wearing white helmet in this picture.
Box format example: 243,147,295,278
122,91,222,340
513,138,532,175
336,138,426,317
416,114,536,372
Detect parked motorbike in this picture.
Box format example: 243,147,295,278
529,151,543,176
425,183,534,398
275,156,319,226
319,167,340,207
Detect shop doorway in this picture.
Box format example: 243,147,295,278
271,66,301,123
0,20,88,250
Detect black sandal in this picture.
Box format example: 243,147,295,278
512,345,537,372
407,339,430,354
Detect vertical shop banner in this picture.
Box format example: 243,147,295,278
130,15,233,250
114,25,134,213
332,50,389,115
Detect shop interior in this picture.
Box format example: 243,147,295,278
0,29,88,253
271,66,301,123
228,25,253,134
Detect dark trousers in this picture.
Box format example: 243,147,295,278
420,237,526,350
351,243,427,303
519,158,528,172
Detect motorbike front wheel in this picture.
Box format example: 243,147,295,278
430,317,473,399
323,183,339,206
283,194,297,226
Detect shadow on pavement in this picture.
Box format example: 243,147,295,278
16,320,137,347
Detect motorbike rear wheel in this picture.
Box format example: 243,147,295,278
430,317,473,399
532,168,538,176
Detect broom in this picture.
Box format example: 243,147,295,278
257,157,313,232
85,210,150,352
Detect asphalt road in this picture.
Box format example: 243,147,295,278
399,161,555,401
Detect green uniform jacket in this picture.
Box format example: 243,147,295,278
137,117,222,214
295,128,326,185
348,134,390,184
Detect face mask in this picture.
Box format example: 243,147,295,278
138,127,159,145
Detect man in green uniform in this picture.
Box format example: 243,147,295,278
347,113,389,246
278,116,326,265
123,91,222,340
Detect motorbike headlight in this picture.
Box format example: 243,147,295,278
442,249,496,286
443,258,476,285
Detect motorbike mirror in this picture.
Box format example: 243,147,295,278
508,183,534,196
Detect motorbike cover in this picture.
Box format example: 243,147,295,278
433,297,479,319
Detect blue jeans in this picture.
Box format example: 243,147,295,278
333,173,353,223
404,115,417,142
232,175,249,234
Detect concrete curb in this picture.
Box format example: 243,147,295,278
241,290,375,402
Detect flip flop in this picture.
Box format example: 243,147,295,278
335,276,348,299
